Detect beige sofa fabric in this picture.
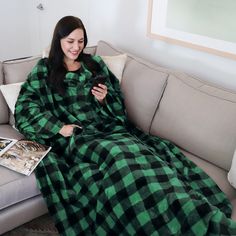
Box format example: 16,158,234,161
0,125,30,210
0,166,40,210
96,41,123,56
150,73,236,171
0,62,9,124
122,59,168,132
3,56,41,125
0,62,3,83
3,56,41,84
96,41,169,132
0,196,47,234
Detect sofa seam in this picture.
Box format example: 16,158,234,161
3,55,41,64
0,193,42,211
148,74,169,134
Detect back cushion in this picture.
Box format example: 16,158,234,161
3,56,41,125
0,62,9,124
150,73,236,171
96,41,168,133
122,60,168,132
96,40,123,56
3,56,41,84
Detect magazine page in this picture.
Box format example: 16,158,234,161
0,139,51,176
0,137,17,156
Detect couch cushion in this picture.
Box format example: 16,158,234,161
0,82,23,114
96,41,128,81
3,56,41,84
0,166,41,211
0,125,40,210
3,56,41,126
0,196,47,235
150,73,236,171
122,59,168,132
96,40,169,133
0,62,9,124
0,124,24,142
96,40,124,56
101,54,127,82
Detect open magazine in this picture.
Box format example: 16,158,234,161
0,137,51,176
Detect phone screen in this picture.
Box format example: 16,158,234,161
92,75,106,87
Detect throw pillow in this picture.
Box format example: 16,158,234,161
42,46,50,58
0,82,23,114
228,149,236,189
101,54,127,82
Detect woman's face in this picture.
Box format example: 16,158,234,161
60,28,84,62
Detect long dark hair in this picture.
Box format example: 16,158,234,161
47,16,100,94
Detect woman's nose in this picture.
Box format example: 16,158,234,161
73,43,79,50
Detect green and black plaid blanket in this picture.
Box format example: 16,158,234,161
15,56,236,235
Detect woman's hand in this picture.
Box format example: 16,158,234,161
59,124,82,137
91,84,108,104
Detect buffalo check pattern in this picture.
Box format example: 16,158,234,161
15,56,236,235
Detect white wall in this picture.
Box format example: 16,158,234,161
33,0,90,54
1,0,236,91
0,0,33,60
0,0,90,60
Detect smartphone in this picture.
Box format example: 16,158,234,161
91,75,106,88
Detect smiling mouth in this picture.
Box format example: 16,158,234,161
70,51,79,55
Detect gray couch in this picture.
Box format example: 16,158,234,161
0,40,236,234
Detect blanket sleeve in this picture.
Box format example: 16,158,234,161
92,56,128,124
14,59,64,143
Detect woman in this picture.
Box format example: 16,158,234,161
15,16,236,235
